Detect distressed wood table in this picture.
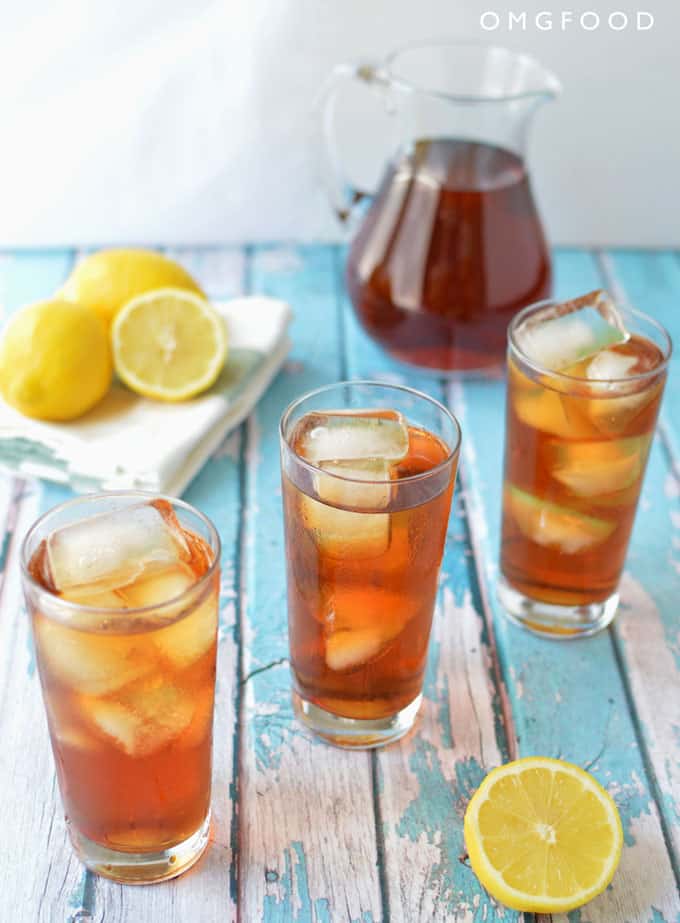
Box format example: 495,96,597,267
0,246,678,923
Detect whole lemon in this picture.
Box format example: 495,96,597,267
61,249,204,328
0,299,112,421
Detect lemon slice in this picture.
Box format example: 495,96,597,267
505,485,614,554
464,757,623,913
112,288,227,401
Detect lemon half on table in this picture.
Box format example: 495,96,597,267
111,289,228,402
464,757,623,914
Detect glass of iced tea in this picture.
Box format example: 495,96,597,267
499,291,671,638
20,492,220,883
280,381,460,748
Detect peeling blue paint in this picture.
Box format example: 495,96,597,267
395,741,517,920
314,898,331,923
251,675,299,774
423,629,455,751
263,841,344,923
67,868,94,922
292,841,313,923
0,529,11,573
614,778,654,846
648,907,672,923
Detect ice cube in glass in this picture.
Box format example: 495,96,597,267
514,289,628,372
297,410,409,464
45,500,189,593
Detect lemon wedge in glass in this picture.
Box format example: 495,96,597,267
464,757,623,913
111,289,227,402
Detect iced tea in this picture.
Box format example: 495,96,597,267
346,139,552,372
499,293,670,637
280,383,460,747
21,494,220,882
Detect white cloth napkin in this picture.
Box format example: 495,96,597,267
0,296,291,496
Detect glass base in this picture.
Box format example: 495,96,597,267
293,691,422,749
69,812,211,884
497,577,619,639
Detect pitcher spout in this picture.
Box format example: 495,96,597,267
518,56,561,104
477,45,561,105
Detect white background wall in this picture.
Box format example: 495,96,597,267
0,0,677,247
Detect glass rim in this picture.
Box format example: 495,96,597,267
20,489,221,616
279,379,461,488
384,38,561,105
508,298,673,386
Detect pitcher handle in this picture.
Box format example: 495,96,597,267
315,61,391,225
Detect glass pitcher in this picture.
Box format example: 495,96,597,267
319,40,561,374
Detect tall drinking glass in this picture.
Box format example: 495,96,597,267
21,492,220,883
498,300,671,638
280,381,460,748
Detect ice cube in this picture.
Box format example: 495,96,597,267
586,349,638,381
325,628,391,672
297,410,409,464
589,390,659,435
515,290,628,372
301,494,389,558
119,564,217,667
584,349,661,434
321,586,410,670
178,684,215,749
121,564,194,608
82,699,142,755
151,590,218,668
45,696,97,751
45,500,189,593
35,615,154,695
510,362,594,439
83,678,195,757
59,587,128,608
315,458,391,510
547,436,649,497
505,485,614,554
513,385,593,439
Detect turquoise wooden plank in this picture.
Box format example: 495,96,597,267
452,248,680,922
164,246,246,300
595,250,680,872
338,247,517,922
241,245,382,921
0,249,74,319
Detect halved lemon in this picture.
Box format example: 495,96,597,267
112,289,227,401
464,757,623,913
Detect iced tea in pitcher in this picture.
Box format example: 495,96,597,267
347,138,551,372
21,494,220,883
280,383,460,747
318,41,560,372
499,292,671,637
